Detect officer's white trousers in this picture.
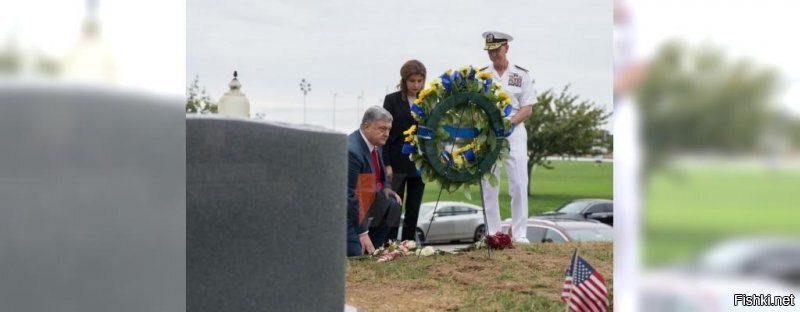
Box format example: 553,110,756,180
481,124,529,240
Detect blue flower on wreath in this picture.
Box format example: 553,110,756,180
452,70,462,88
468,66,476,80
503,104,512,117
440,72,452,92
483,78,493,93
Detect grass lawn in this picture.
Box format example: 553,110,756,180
420,160,613,218
346,242,613,311
644,165,800,266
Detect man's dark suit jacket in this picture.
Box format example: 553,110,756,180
381,91,419,176
346,130,391,256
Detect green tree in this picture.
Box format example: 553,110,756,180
598,130,613,155
524,86,610,195
636,40,779,171
186,75,217,114
793,119,800,148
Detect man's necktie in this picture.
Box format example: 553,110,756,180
371,148,383,190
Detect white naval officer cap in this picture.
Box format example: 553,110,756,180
482,31,513,50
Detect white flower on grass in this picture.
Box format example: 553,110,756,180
416,246,435,257
400,240,417,250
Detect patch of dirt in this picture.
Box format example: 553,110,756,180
346,242,613,311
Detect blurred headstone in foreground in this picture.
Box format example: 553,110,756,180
0,83,185,311
187,116,346,312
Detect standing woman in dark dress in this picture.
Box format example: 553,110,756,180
382,60,426,242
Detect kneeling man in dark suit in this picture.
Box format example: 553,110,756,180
347,106,403,257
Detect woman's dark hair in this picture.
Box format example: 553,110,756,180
398,59,426,96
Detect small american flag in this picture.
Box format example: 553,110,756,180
561,250,608,312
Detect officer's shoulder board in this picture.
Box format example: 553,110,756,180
480,66,489,71
514,65,528,72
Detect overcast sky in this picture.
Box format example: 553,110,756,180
626,0,800,116
188,0,612,132
1,0,184,95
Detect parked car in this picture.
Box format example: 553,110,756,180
407,201,485,243
501,218,613,243
536,199,613,226
663,237,800,286
639,237,800,311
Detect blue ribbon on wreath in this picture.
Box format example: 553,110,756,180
483,79,492,93
440,151,455,167
442,125,479,139
495,127,507,138
417,126,434,139
410,104,426,119
468,67,476,80
464,148,477,163
503,105,512,117
401,143,417,154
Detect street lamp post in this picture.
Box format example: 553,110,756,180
299,78,311,124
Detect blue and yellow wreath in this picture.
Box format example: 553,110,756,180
402,65,513,195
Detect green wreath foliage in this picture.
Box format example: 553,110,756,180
402,66,514,196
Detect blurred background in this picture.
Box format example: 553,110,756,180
615,0,800,310
1,1,186,311
4,0,800,310
0,0,184,94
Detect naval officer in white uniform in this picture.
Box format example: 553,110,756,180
479,31,536,243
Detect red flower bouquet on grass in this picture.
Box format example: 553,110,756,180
485,231,514,250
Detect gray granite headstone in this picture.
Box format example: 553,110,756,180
186,116,346,312
0,84,185,311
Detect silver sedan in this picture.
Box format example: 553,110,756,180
405,201,486,243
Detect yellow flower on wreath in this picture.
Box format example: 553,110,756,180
403,124,417,136
459,66,470,77
418,87,434,101
477,71,492,80
403,125,417,142
498,91,510,103
430,78,443,91
453,155,465,168
452,141,478,157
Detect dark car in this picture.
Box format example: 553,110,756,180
536,199,613,226
501,219,613,243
